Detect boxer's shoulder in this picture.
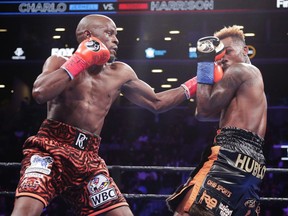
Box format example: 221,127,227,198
44,54,67,69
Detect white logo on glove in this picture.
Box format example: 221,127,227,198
197,40,215,53
86,40,101,52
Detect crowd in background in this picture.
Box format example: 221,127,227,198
0,97,288,215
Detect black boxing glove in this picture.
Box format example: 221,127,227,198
196,36,225,84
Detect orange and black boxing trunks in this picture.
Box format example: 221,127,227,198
166,127,266,216
15,119,128,215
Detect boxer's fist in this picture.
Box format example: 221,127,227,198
61,36,110,79
196,36,225,84
181,77,197,99
196,36,225,61
197,62,224,85
75,36,110,65
181,65,223,99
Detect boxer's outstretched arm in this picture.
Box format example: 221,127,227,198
116,60,196,113
121,78,189,113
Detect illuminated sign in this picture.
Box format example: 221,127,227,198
18,2,67,13
150,0,214,11
0,0,276,15
277,0,288,8
12,48,26,60
145,47,167,58
119,3,148,10
69,4,99,11
103,3,115,10
247,45,256,59
0,1,117,15
189,47,197,58
51,48,75,56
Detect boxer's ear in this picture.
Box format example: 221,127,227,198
243,45,249,56
84,30,92,38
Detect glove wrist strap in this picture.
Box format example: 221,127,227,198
61,55,88,80
197,62,214,85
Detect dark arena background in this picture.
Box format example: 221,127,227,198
0,0,288,215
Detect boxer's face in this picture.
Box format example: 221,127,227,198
220,37,245,71
90,19,119,62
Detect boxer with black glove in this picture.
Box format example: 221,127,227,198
180,36,225,100
196,36,225,85
167,25,266,216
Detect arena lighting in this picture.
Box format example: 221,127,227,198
167,78,178,82
244,33,255,37
55,28,65,32
169,30,180,34
273,144,288,149
273,144,288,161
164,37,172,41
53,35,61,39
116,27,123,31
0,84,5,88
161,84,171,88
236,25,244,29
151,69,163,73
0,29,7,32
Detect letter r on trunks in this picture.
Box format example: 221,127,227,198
74,132,88,150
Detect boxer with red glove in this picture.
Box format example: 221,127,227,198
61,36,110,79
196,36,225,85
181,77,197,100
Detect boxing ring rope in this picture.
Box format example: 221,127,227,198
1,162,288,202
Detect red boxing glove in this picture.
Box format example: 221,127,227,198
181,76,197,99
214,62,223,83
61,36,110,79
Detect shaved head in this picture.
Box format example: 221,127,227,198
75,14,116,43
